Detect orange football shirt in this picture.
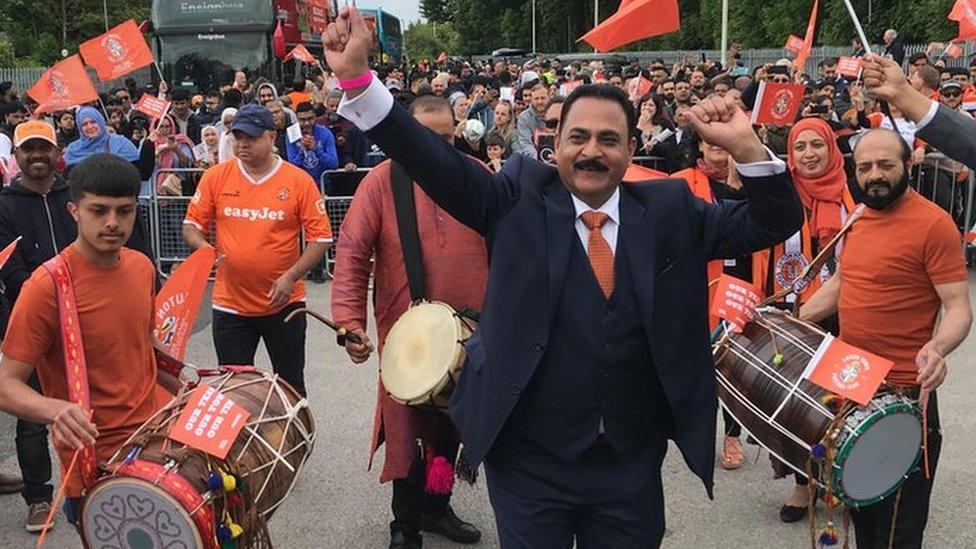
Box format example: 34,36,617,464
184,158,332,316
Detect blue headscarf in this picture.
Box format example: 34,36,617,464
63,106,140,166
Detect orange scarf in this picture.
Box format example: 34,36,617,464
787,118,847,242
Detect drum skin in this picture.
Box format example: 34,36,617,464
381,301,477,412
80,369,314,548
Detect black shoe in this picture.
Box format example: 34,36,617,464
389,526,422,549
779,504,808,523
421,506,481,544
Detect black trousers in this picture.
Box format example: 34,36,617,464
16,372,53,505
212,302,308,396
391,439,459,532
849,392,941,549
486,436,667,548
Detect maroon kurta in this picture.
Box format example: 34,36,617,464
331,160,488,483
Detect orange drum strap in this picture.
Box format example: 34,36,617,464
115,459,219,549
43,255,98,489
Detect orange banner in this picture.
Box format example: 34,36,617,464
167,385,251,459
0,237,20,271
793,0,820,70
950,0,976,41
785,35,806,54
803,334,894,405
284,44,320,65
627,75,653,102
836,56,862,78
710,274,762,332
78,19,155,82
134,93,170,120
154,246,216,360
27,56,99,115
580,0,680,52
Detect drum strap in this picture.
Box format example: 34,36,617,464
42,255,99,489
390,161,427,301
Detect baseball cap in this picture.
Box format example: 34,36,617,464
940,80,963,93
521,70,540,87
231,104,275,137
13,120,57,148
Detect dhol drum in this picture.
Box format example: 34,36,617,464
381,301,478,413
79,367,314,548
713,308,923,508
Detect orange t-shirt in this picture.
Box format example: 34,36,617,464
287,91,313,107
839,190,967,385
2,246,167,497
184,158,333,316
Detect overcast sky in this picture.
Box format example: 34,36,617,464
358,1,424,25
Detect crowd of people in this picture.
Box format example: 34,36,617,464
0,14,970,548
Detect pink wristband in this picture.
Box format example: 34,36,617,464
339,71,374,90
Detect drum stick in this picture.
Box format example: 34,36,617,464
37,411,93,548
759,204,866,307
284,307,364,344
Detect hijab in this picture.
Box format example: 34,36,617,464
64,107,140,166
150,114,195,171
787,118,848,242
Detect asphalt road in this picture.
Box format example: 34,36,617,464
1,277,975,548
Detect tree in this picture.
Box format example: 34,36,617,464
420,0,452,24
404,21,461,62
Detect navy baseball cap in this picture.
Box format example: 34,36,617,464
231,104,275,137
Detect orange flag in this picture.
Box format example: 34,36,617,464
284,44,320,65
79,19,155,81
949,0,976,41
803,334,894,405
580,0,681,52
154,246,217,360
134,93,170,120
27,56,99,115
0,237,21,271
793,0,820,70
709,274,762,332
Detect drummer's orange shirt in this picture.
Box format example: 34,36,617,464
838,190,967,386
2,245,168,497
184,158,332,316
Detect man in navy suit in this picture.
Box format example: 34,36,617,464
325,8,803,548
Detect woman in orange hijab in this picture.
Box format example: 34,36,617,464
764,118,857,523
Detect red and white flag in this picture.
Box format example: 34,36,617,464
154,246,217,360
28,55,99,115
784,35,806,54
710,274,762,332
750,82,805,126
627,75,653,102
802,334,894,405
946,42,963,59
284,44,320,65
78,19,155,81
836,56,862,79
134,93,171,121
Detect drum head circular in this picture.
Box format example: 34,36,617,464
836,408,922,505
81,477,202,549
382,302,462,402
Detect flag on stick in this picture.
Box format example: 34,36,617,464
27,56,99,115
154,246,217,360
579,0,681,52
79,19,155,81
793,0,821,70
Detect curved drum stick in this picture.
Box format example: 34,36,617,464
284,307,364,345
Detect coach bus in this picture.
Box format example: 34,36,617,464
150,0,337,91
358,8,403,63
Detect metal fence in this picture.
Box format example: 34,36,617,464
143,153,976,280
0,66,152,94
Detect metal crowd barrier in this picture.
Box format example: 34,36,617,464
912,152,975,237
631,156,667,171
146,167,213,279
320,167,372,278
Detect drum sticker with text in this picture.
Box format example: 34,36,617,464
710,274,762,332
167,385,251,459
801,334,894,406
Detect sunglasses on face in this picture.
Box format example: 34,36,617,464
772,77,791,83
544,119,559,129
942,91,962,98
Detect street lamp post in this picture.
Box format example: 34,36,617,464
532,0,537,53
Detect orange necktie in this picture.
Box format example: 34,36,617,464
581,211,614,298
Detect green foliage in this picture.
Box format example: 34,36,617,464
0,0,149,67
404,21,462,61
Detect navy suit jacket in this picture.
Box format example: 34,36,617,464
364,102,803,496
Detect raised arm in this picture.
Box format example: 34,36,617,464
862,53,976,172
323,7,518,235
